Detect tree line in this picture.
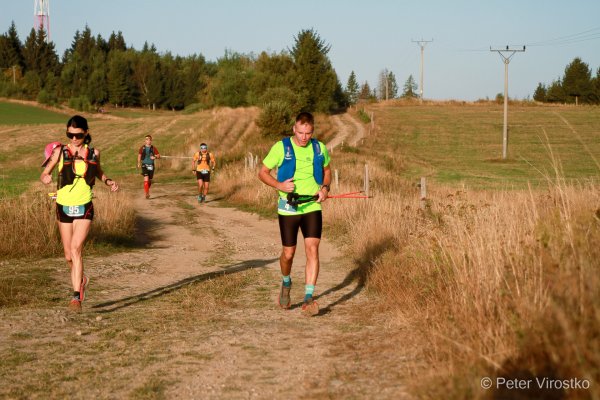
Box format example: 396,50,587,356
0,22,350,135
533,57,600,104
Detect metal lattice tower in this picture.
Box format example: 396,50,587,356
34,0,50,42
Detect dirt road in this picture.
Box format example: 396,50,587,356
1,189,408,399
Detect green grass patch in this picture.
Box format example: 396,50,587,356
370,104,600,189
0,101,67,125
0,260,63,308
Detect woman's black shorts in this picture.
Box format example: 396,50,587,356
278,211,322,247
56,202,94,223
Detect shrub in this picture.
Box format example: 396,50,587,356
357,109,371,123
68,96,92,112
256,100,294,138
37,89,58,106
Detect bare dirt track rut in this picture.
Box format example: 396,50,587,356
328,113,367,149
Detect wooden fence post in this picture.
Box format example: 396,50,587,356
420,177,427,210
364,164,369,198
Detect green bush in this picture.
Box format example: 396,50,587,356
256,100,294,138
37,89,58,106
68,96,92,112
357,109,371,123
0,81,24,98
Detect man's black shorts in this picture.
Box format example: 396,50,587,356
141,164,155,179
195,171,211,182
278,211,322,247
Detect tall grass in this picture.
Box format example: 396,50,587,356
325,180,599,398
0,186,135,259
216,105,599,398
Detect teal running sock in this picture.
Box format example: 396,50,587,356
304,284,315,302
282,275,291,287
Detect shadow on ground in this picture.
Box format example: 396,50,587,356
92,258,277,313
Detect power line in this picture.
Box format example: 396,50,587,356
526,26,600,47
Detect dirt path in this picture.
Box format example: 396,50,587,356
328,113,367,149
0,184,409,399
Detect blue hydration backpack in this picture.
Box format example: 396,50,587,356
276,137,324,185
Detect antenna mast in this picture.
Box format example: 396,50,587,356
490,45,526,159
411,38,433,102
34,0,50,42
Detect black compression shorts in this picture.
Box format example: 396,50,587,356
56,202,94,223
141,164,155,179
278,210,322,247
195,171,211,182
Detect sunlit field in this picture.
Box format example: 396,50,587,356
1,100,598,398
219,101,600,399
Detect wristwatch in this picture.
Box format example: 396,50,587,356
321,184,330,191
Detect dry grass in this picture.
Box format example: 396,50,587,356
349,183,599,398
2,101,598,397
0,187,135,259
216,104,600,399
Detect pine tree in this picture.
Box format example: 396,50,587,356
21,29,38,73
0,22,24,69
346,71,359,105
592,67,600,105
377,69,399,100
533,83,547,102
108,31,127,52
562,57,593,104
107,51,130,106
290,29,343,112
402,75,418,98
387,71,398,99
546,79,565,103
358,81,372,100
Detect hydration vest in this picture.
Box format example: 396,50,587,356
276,137,324,185
196,151,211,165
140,145,155,164
58,145,98,189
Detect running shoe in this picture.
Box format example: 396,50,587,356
145,192,150,199
278,281,292,309
79,275,89,302
201,195,206,203
68,298,82,312
301,297,319,316
197,195,202,203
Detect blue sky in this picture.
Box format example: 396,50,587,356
2,0,600,100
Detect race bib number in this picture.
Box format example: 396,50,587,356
277,197,297,213
62,205,85,217
200,169,209,175
145,164,154,171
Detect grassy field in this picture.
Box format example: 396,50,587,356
1,100,598,398
0,100,69,125
216,101,600,399
364,101,600,188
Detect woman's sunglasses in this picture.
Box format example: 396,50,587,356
67,133,86,139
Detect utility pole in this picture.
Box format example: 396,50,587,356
490,45,526,159
412,38,433,103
